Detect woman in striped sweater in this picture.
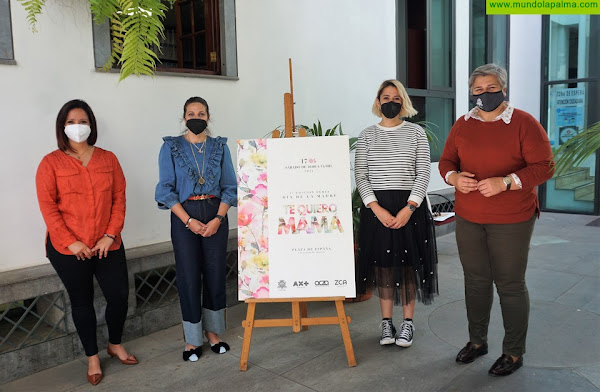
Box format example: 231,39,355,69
355,80,438,348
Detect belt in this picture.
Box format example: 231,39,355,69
188,194,216,201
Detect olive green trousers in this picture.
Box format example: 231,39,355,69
455,213,536,357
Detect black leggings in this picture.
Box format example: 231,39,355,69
47,237,129,356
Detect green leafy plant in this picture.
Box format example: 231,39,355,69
300,121,358,151
19,0,44,31
553,121,600,176
414,120,441,153
19,0,175,81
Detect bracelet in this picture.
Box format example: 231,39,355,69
185,217,193,228
104,234,116,240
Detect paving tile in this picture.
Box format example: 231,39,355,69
440,359,599,392
576,364,600,390
429,299,600,368
5,212,600,391
0,335,75,384
525,267,584,301
66,349,313,392
529,245,600,278
282,331,465,392
556,277,600,315
530,235,571,247
2,358,87,392
222,318,346,374
145,324,185,352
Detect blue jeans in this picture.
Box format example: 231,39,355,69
171,198,228,346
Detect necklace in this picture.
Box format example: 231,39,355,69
190,141,205,154
189,139,206,185
67,145,91,161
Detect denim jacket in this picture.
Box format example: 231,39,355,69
155,135,237,209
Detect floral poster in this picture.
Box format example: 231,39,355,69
237,136,355,300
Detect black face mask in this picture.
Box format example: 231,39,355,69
380,101,402,119
186,119,208,135
471,91,505,112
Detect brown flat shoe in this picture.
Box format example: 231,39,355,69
87,372,103,386
107,346,139,365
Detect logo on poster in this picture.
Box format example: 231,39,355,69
293,281,310,287
335,279,348,287
277,280,287,290
314,280,329,286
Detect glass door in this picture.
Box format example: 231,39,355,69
541,15,599,214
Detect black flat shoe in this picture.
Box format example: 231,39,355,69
456,342,488,364
182,347,203,362
488,354,523,376
210,342,230,354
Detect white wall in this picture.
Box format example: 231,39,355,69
0,0,397,272
509,15,543,120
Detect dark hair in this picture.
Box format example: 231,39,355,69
55,99,98,152
183,96,210,120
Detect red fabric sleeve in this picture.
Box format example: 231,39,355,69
35,156,78,249
514,114,555,188
105,152,126,238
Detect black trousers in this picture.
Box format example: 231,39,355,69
47,237,129,356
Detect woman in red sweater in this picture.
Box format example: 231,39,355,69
36,100,137,386
439,64,554,377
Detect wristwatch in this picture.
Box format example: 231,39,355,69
503,176,512,191
215,214,226,223
407,204,416,212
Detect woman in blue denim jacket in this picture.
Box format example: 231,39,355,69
155,96,237,362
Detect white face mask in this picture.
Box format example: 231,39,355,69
64,124,91,143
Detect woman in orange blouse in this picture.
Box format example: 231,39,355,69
36,100,137,386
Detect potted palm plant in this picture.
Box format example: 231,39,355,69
553,121,600,176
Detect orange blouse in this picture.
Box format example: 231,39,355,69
36,148,126,255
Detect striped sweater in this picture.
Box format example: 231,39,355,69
355,121,431,207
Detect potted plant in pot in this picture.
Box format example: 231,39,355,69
553,121,600,176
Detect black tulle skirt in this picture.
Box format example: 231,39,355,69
357,190,438,305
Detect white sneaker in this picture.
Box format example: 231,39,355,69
380,319,396,345
395,320,414,347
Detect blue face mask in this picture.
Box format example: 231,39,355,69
471,91,505,112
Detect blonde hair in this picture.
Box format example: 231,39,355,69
371,80,418,118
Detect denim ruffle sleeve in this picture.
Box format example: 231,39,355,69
155,141,181,210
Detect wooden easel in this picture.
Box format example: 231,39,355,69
239,297,356,370
239,59,356,371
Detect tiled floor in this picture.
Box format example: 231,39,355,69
4,213,599,392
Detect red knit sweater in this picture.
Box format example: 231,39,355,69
438,109,554,224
